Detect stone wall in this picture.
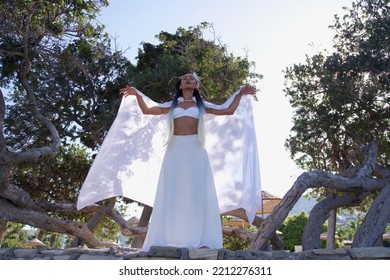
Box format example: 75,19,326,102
1,246,390,260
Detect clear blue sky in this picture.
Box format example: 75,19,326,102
97,0,352,198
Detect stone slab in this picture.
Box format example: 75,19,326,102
189,249,219,260
13,249,38,259
348,247,390,259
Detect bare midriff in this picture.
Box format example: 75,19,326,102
173,117,198,135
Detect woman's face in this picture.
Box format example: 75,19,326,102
180,74,197,90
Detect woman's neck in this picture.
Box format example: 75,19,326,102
182,89,194,100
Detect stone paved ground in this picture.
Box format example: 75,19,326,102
1,246,390,260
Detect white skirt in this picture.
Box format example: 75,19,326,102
141,135,223,251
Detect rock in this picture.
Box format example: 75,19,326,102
14,249,38,259
189,248,219,260
78,254,122,260
305,248,350,260
148,246,184,258
348,247,390,259
40,249,65,256
227,250,272,260
0,248,11,255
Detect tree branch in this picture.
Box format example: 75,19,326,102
302,192,369,250
223,226,254,243
357,141,377,177
0,181,147,238
0,89,5,147
79,204,148,236
353,183,390,248
249,175,309,250
0,198,102,248
10,56,61,164
0,183,38,208
0,49,24,57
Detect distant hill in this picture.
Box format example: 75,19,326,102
288,195,317,216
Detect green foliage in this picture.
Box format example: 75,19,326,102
1,0,119,152
285,0,389,173
4,35,128,151
34,229,64,248
91,217,121,243
129,22,262,103
279,212,308,251
12,144,92,207
91,203,128,244
223,235,249,251
337,219,359,241
10,143,123,243
221,216,258,250
0,0,109,85
279,212,344,250
2,222,29,248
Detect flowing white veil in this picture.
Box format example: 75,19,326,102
76,89,262,223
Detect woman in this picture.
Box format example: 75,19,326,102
119,73,256,251
76,73,262,251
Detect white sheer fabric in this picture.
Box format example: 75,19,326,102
77,88,262,223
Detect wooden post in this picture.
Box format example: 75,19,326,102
326,209,336,249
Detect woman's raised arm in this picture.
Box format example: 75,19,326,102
205,85,256,116
119,86,169,115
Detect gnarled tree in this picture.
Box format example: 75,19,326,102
250,0,389,250
0,1,262,248
0,0,143,247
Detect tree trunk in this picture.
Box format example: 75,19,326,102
37,229,45,240
71,197,116,247
131,205,152,248
353,184,390,248
302,192,367,250
0,89,5,147
0,220,8,246
250,175,309,250
50,234,57,247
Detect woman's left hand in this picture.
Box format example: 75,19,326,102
119,85,137,97
240,85,257,95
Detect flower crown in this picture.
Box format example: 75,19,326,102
180,72,200,89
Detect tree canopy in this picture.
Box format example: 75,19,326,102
284,0,389,173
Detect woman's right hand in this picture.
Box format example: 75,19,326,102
119,85,137,97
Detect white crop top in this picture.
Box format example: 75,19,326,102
173,106,199,119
